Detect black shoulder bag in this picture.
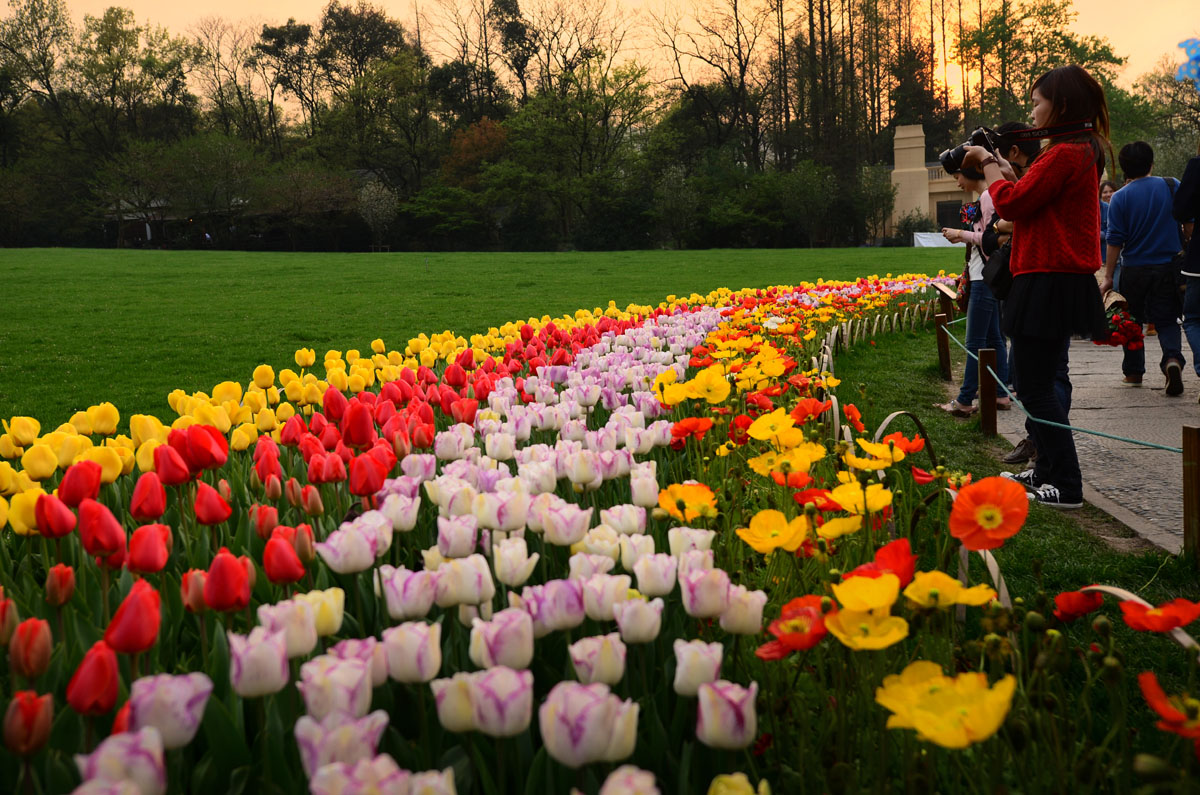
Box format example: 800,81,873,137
980,212,1013,300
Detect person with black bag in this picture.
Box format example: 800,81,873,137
959,65,1112,509
1173,142,1200,400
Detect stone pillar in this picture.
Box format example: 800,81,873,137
892,124,929,229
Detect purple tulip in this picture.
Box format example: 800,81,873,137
696,680,759,749
128,673,213,749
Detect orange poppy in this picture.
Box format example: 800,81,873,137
948,476,1029,551
790,398,833,425
1052,589,1104,622
771,471,814,489
1138,671,1200,738
843,403,865,433
1120,598,1200,633
657,482,718,522
882,431,925,454
671,417,714,442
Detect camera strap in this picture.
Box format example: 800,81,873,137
1002,120,1095,142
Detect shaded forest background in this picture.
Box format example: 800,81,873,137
1,0,1198,251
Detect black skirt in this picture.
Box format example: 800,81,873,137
1002,272,1110,341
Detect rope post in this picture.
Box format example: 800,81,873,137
979,348,997,437
1185,425,1200,563
938,290,955,320
935,313,952,380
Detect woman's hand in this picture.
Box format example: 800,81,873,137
960,145,992,168
941,227,962,244
995,219,1014,234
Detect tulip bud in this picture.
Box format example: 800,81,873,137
10,619,52,679
180,569,207,613
3,691,52,756
0,598,19,645
301,485,324,517
217,479,232,502
285,477,303,508
45,564,76,607
249,504,279,542
264,474,283,501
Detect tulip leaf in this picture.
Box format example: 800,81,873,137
678,740,694,795
522,747,548,795
200,697,251,780
44,751,78,795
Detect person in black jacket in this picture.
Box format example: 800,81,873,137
1174,144,1200,401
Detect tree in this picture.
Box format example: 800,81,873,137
160,132,262,243
0,0,72,140
357,178,398,245
91,138,169,247
253,19,323,135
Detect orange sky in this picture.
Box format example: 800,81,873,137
63,0,1199,86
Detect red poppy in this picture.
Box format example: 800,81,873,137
203,548,251,612
728,415,754,445
845,538,918,587
127,524,171,575
193,482,232,526
78,499,126,560
745,393,774,415
911,466,936,484
153,444,191,486
67,641,119,716
263,536,306,584
103,580,161,655
34,494,76,539
770,471,814,489
843,403,866,433
790,398,832,425
882,431,925,454
57,460,102,507
129,471,166,521
1138,671,1200,738
791,488,841,512
756,595,833,659
948,477,1028,551
1120,598,1200,633
1053,589,1104,622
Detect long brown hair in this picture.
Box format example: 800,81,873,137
1031,65,1112,170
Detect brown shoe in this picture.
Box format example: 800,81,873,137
1123,374,1142,385
1002,437,1037,465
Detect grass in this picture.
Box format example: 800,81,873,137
0,247,960,425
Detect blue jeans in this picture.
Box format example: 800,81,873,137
1119,264,1184,376
957,280,1010,405
1183,275,1200,376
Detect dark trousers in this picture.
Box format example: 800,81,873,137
1118,264,1184,375
1012,333,1083,501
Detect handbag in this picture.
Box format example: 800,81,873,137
983,240,1013,300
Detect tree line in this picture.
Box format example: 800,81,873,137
0,0,1197,251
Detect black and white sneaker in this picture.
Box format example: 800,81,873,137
1165,361,1184,397
1031,484,1082,509
1000,468,1043,490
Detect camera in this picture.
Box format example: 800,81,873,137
939,127,1001,175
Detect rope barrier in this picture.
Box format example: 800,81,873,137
940,324,1185,454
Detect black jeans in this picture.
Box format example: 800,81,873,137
1012,333,1082,501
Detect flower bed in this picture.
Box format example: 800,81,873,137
1,272,1196,794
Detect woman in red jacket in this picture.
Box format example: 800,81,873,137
960,64,1111,509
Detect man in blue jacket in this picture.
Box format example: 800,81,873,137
1100,141,1186,396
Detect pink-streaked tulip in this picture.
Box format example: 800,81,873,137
256,600,318,659
518,460,557,495
523,491,557,533
473,490,527,532
668,526,716,557
633,554,677,597
619,535,655,572
408,768,457,794
600,766,660,795
542,502,593,547
378,565,437,621
294,710,389,779
379,493,420,532
492,536,538,587
430,673,476,732
673,640,723,697
568,553,615,581
354,510,394,557
630,473,659,509
469,608,533,669
400,453,437,481
381,622,442,683
509,579,586,638
583,574,631,622
315,524,375,575
471,666,534,737
308,753,411,795
600,504,646,536
565,450,602,491
128,673,212,749
421,546,445,572
74,727,166,795
298,656,372,720
227,628,289,698
433,429,471,461
484,431,516,461
436,514,479,558
579,526,621,561
329,637,388,688
720,585,768,635
676,549,715,580
696,680,759,750
612,598,664,644
433,554,495,608
680,569,731,619
538,682,639,768
569,633,627,685
4,690,52,756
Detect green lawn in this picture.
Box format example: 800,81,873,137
0,247,959,425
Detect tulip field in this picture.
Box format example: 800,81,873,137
2,255,1200,794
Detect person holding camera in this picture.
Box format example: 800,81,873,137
935,164,1010,416
959,65,1111,509
1099,141,1187,394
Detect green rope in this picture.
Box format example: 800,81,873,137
939,325,1184,454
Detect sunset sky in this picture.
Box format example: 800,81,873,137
63,0,1200,87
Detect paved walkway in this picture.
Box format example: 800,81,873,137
996,339,1200,553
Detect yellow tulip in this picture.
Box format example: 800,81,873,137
0,462,16,496
419,348,439,368
7,488,44,535
295,588,345,636
3,417,40,447
69,411,93,435
75,446,123,484
275,402,296,423
345,349,360,364
193,403,232,434
278,368,299,387
407,336,428,355
708,772,771,795
20,444,59,480
171,415,199,431
136,440,162,473
256,408,278,433
86,403,120,435
323,349,342,363
326,368,349,392
0,434,23,459
110,445,135,476
242,390,266,415
347,373,367,394
0,495,7,531
295,348,316,368
230,424,257,452
387,351,403,366
266,386,281,406
301,382,324,406
371,338,386,354
106,435,134,452
284,380,303,403
301,372,318,386
129,414,167,448
167,389,188,415
252,364,275,389
212,381,243,404
230,405,253,425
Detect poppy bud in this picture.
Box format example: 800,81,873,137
45,564,75,607
301,485,324,517
285,477,303,508
58,460,102,507
34,494,76,539
264,474,283,501
3,691,52,756
180,570,207,613
67,641,119,716
9,618,51,679
1024,611,1046,633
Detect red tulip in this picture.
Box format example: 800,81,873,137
253,435,279,461
319,424,342,452
263,536,306,584
180,569,207,613
128,524,171,575
110,701,131,735
34,494,77,538
177,425,229,472
450,398,478,426
130,472,166,521
0,598,16,645
367,442,396,474
301,485,324,517
263,474,283,501
274,524,315,565
153,444,191,486
67,641,119,716
280,414,308,447
217,479,232,502
78,499,126,560
341,399,376,449
323,387,349,423
95,539,127,571
254,451,282,486
412,423,435,449
45,564,75,607
58,460,102,507
194,482,232,525
443,362,468,388
249,504,278,541
348,453,387,497
284,477,304,508
3,691,52,756
9,618,51,679
203,548,250,612
103,580,160,654
308,412,328,437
